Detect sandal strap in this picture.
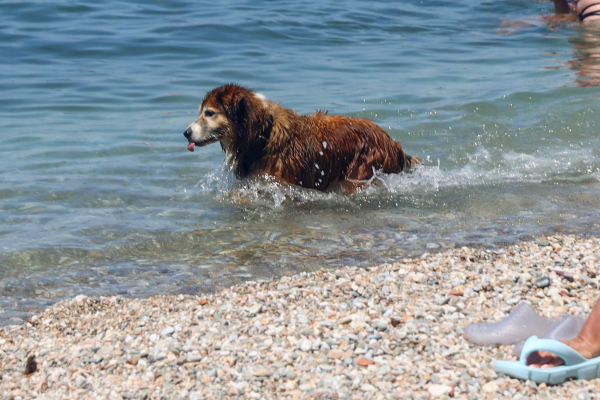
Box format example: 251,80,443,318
519,336,588,366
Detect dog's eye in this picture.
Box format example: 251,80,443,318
204,110,215,117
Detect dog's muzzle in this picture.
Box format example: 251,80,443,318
183,128,195,152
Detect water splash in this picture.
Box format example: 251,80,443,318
196,145,600,210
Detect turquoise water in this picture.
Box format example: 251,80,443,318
2,0,600,325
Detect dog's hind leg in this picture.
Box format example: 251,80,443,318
329,179,368,194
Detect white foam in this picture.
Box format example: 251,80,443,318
195,146,600,209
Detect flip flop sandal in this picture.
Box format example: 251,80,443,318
494,336,600,384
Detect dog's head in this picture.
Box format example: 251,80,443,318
183,84,270,154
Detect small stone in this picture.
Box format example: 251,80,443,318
126,357,139,366
537,239,551,246
318,364,335,371
199,299,208,306
83,357,103,364
252,367,272,377
327,349,345,359
319,321,333,328
449,289,463,296
482,381,499,393
536,277,551,288
357,357,375,367
547,288,560,297
528,380,538,389
300,340,312,352
161,326,175,336
428,384,452,397
24,355,37,375
248,304,262,315
390,316,402,327
186,354,203,363
75,375,87,387
74,294,87,303
374,322,388,331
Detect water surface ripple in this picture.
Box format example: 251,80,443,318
1,0,600,325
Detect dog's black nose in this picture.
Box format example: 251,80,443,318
183,128,192,139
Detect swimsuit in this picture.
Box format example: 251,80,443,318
579,2,600,21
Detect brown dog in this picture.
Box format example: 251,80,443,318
184,84,421,191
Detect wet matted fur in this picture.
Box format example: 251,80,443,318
183,84,421,191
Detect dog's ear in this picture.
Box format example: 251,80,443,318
218,91,248,126
235,96,249,126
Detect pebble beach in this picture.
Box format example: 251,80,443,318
2,234,600,400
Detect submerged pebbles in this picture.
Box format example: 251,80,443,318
1,234,600,399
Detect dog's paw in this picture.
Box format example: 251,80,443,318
228,189,251,204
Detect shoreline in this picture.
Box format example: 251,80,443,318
1,234,600,399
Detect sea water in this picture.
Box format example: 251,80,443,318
1,0,600,325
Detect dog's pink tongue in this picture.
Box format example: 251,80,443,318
187,143,195,152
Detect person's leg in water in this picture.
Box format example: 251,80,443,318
553,0,572,14
527,297,600,368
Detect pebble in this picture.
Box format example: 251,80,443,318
247,304,262,315
126,356,138,366
300,340,312,352
1,234,599,400
75,375,87,387
428,384,453,397
537,277,551,288
482,381,499,393
83,357,103,364
186,354,203,363
357,357,375,366
160,326,175,336
327,349,344,359
374,322,388,331
318,364,335,371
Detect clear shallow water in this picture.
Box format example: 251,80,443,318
2,0,600,325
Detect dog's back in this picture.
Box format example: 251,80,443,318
255,109,420,190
